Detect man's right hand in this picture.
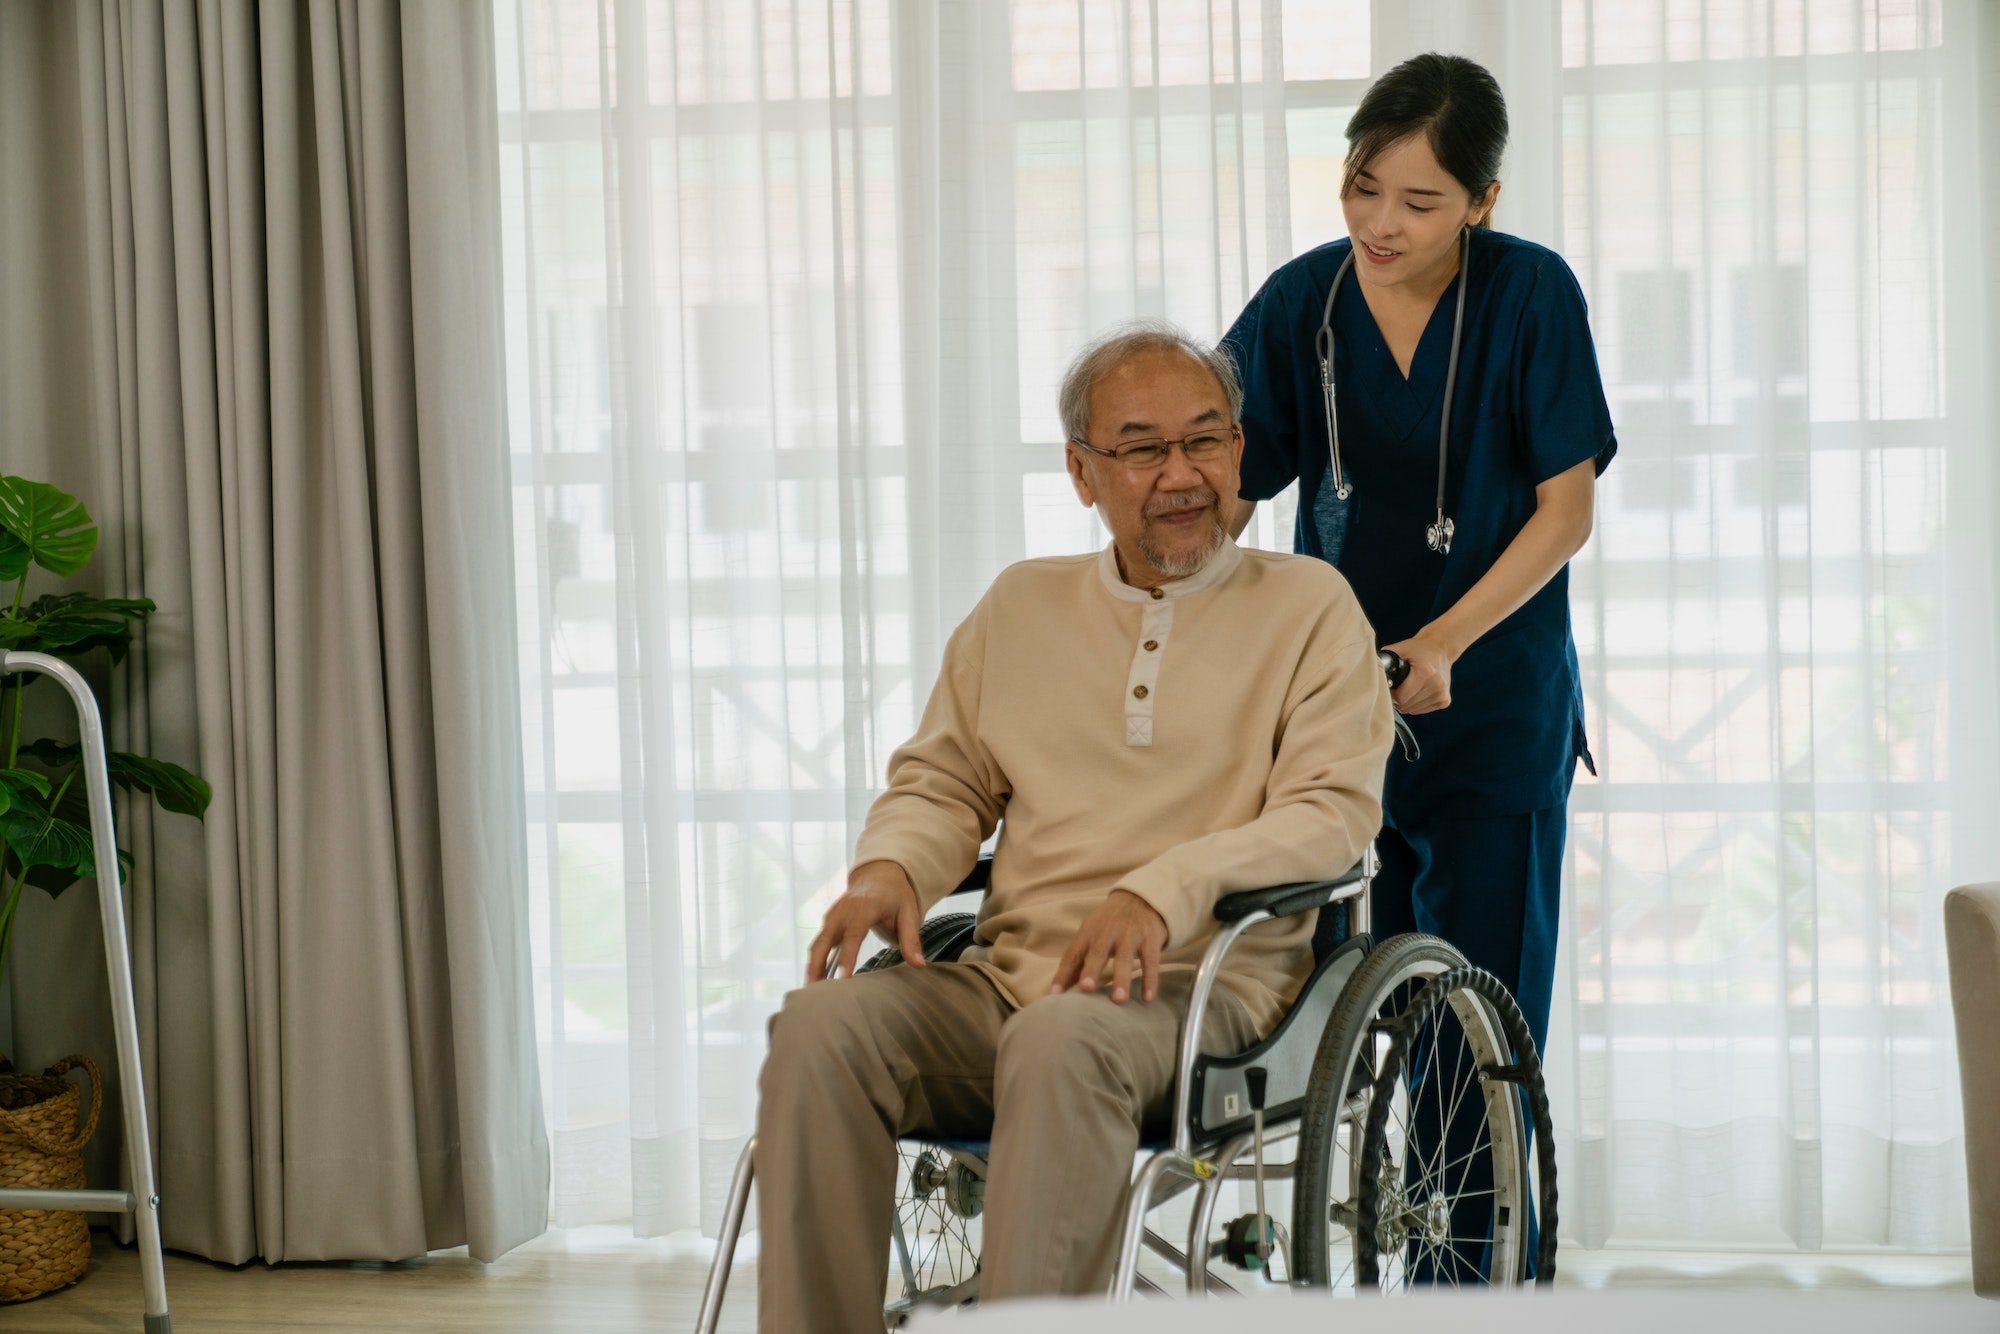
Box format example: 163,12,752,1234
806,860,927,983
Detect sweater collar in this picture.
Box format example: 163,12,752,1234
1095,536,1243,603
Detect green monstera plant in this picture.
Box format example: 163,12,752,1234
0,474,210,989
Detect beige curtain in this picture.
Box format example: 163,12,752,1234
0,0,547,1262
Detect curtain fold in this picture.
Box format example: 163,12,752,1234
0,0,547,1263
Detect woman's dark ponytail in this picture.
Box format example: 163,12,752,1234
1343,53,1508,227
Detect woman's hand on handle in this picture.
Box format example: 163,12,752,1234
1382,631,1455,715
1383,457,1599,717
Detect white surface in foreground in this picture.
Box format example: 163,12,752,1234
919,1288,1996,1332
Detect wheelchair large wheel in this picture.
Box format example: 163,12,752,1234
1354,964,1557,1289
1291,932,1469,1290
858,913,981,974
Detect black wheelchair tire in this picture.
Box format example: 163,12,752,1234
1353,963,1558,1289
1291,932,1470,1289
858,913,981,973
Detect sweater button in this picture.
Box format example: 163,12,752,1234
1133,685,1149,700
1143,640,1158,651
1149,587,1164,600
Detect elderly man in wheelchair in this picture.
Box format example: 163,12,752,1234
698,323,1555,1334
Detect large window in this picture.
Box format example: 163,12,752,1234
494,0,1992,1248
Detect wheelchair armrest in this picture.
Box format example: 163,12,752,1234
1211,858,1370,923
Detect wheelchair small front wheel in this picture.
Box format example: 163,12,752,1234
1354,964,1558,1290
1291,932,1469,1291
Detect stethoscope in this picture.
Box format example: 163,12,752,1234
1314,226,1470,554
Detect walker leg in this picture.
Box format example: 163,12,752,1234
136,1189,170,1332
696,1137,757,1334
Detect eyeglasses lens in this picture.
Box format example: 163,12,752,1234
1115,432,1231,469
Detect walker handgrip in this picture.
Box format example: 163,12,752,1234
1378,649,1410,689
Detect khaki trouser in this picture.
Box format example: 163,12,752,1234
754,961,1258,1333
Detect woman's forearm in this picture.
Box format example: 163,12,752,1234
1423,457,1596,659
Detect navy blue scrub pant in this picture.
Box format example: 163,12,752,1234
1369,807,1564,1055
1317,806,1566,1281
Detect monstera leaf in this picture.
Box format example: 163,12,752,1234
0,475,195,984
13,738,80,766
0,768,51,819
9,741,210,821
0,796,95,894
109,752,211,819
2,593,154,662
0,476,97,580
0,788,131,896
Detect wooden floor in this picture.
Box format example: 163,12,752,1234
6,1227,1974,1332
8,1228,757,1334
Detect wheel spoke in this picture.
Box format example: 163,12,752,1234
1429,1012,1458,1192
1441,1124,1496,1205
1436,1012,1479,1138
1445,1149,1491,1221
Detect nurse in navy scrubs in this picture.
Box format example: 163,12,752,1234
1224,54,1615,1072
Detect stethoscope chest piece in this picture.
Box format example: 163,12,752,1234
1316,228,1471,554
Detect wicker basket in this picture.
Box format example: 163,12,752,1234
0,1054,100,1303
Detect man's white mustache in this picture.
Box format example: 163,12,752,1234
1145,490,1218,518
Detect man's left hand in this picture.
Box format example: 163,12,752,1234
1050,889,1168,1003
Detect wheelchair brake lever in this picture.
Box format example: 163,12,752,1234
1379,650,1421,761
1392,712,1420,761
1245,1067,1270,1270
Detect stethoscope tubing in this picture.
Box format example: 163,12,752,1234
1314,227,1471,554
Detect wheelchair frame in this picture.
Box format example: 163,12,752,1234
699,852,1363,1324
1109,848,1377,1300
696,840,1553,1328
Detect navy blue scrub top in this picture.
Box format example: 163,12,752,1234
1224,228,1617,821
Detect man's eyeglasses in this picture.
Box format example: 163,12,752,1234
1067,425,1240,472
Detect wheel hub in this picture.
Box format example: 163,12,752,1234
1422,1190,1451,1240
909,1149,948,1200
943,1161,985,1219
1375,1159,1412,1252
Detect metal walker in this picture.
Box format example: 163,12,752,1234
0,651,171,1331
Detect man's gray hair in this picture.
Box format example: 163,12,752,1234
1057,320,1244,445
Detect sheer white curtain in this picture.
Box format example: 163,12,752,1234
491,0,2000,1253
1550,0,1999,1252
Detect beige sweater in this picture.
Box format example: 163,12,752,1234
852,539,1395,1037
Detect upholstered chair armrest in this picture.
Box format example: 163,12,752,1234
1945,882,2000,1297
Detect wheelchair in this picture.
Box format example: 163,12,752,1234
695,846,1558,1329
